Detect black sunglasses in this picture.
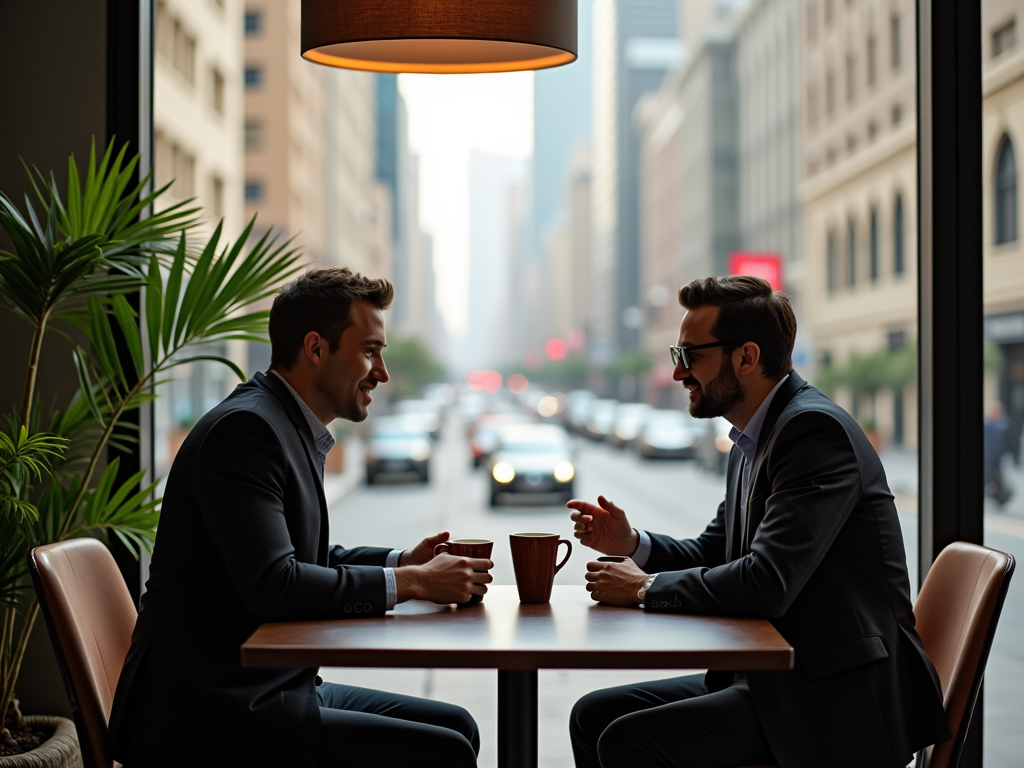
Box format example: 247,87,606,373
669,341,737,369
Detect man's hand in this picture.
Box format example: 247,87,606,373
567,495,639,556
584,558,649,606
394,554,494,605
398,531,450,566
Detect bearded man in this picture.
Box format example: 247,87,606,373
567,275,949,768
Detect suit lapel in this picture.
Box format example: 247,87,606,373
743,372,810,551
256,372,330,558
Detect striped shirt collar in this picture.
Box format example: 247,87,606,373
727,373,790,456
269,370,336,474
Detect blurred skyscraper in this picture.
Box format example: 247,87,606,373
533,0,595,255
591,0,682,363
154,0,244,238
464,152,528,371
243,0,386,372
636,23,739,404
374,74,440,351
153,0,246,477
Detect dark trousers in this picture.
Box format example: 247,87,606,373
570,674,774,768
316,682,479,767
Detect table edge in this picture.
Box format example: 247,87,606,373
240,646,794,671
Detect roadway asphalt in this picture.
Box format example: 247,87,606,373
321,416,1024,768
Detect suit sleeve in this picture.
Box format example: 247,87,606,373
327,545,391,567
195,410,389,620
642,500,729,573
645,410,862,617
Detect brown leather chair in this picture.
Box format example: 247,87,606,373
739,540,1014,768
29,538,137,768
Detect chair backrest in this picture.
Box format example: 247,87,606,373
914,541,1015,768
28,539,138,768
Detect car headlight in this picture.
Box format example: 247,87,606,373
410,440,431,462
553,461,575,483
492,462,516,483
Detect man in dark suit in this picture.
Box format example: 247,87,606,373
109,268,491,768
567,276,950,768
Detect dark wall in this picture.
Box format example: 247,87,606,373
0,0,109,719
0,0,107,418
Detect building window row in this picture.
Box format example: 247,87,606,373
826,194,906,294
155,0,196,85
154,130,196,200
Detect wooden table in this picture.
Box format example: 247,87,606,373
242,586,793,767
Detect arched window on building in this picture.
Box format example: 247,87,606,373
870,207,879,281
894,194,905,275
847,217,857,287
827,228,837,293
996,134,1018,244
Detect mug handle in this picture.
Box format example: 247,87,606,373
434,542,449,557
553,539,573,574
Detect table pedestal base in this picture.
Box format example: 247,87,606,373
498,669,538,768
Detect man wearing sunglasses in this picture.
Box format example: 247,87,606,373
567,276,949,768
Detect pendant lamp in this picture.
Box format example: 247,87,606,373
301,0,577,74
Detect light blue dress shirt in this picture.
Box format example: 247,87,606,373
630,375,790,598
270,370,402,609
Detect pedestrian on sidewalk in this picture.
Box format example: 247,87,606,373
985,401,1013,507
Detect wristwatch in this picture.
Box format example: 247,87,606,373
636,574,658,604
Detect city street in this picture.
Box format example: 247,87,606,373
322,415,1024,768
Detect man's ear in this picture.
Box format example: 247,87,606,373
303,331,323,363
737,341,761,376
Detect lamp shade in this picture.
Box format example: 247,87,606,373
301,0,577,74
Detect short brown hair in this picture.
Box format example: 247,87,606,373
269,267,394,370
678,275,796,380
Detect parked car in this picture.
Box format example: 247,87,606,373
584,399,619,441
393,398,443,440
636,409,701,459
609,402,651,448
469,412,533,467
364,415,432,484
693,416,734,473
488,424,576,506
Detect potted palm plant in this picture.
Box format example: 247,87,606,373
0,140,301,762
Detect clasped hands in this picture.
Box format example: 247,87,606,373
394,531,494,605
568,495,651,607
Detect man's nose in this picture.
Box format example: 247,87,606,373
672,362,688,381
374,360,390,384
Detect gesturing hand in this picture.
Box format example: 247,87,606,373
400,531,451,566
567,495,639,556
584,558,649,606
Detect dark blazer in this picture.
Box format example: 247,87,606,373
108,372,392,768
643,373,951,768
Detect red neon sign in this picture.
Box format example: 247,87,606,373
728,252,782,291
